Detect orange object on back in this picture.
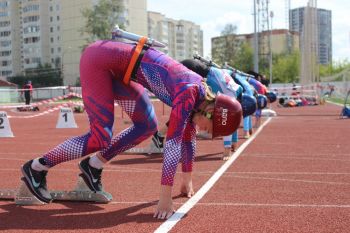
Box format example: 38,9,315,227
122,37,148,85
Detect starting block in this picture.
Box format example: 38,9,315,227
123,147,163,155
0,189,16,200
0,175,112,205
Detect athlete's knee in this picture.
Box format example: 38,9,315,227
133,99,158,137
86,126,113,154
135,116,158,138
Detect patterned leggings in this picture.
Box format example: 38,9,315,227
42,44,158,167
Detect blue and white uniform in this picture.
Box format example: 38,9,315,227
226,70,254,135
206,67,242,148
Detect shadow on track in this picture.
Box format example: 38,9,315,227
0,201,161,231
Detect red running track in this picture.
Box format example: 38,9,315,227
0,101,349,233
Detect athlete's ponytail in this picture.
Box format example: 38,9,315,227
202,81,215,103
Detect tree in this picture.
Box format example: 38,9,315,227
81,0,125,46
319,59,350,77
221,24,237,36
232,42,254,72
271,51,300,83
212,23,239,65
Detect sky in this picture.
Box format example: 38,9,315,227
147,0,350,62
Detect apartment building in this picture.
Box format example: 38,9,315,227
0,0,147,85
211,29,299,64
0,1,20,77
148,11,169,54
148,11,203,61
60,0,147,85
290,7,332,65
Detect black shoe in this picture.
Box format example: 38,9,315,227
21,160,52,203
152,132,164,149
78,157,103,192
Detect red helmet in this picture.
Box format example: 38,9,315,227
212,94,242,138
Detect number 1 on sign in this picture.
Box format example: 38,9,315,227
62,113,68,122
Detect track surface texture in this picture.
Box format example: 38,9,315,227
0,101,349,233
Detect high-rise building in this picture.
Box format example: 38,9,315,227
148,11,203,61
148,12,169,54
0,0,147,85
0,1,20,77
290,7,332,65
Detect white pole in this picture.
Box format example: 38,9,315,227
269,11,273,85
253,0,259,72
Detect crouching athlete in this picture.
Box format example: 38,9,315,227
21,39,242,220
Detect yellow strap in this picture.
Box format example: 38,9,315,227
123,37,148,85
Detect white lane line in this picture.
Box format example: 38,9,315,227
108,201,350,209
190,202,350,208
2,164,349,177
244,155,350,162
225,171,350,175
2,166,349,180
247,153,350,157
1,197,348,210
223,174,350,185
154,118,272,233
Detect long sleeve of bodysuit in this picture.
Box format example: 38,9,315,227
180,120,196,173
161,85,200,185
136,48,205,186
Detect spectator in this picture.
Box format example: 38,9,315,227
21,80,33,105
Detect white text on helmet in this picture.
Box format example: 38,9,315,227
222,108,228,125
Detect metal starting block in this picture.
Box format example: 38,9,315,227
0,189,16,200
123,147,163,155
0,176,113,205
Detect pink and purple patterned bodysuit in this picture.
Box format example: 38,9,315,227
42,40,206,186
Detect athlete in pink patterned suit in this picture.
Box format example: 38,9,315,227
21,40,242,219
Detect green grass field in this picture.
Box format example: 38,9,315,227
327,97,346,105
